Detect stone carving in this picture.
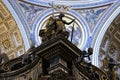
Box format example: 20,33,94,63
0,48,9,64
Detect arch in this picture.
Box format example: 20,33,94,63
32,9,52,46
3,0,30,51
24,0,116,9
68,10,90,50
92,2,120,67
32,9,89,50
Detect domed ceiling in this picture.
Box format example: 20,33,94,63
24,0,114,5
1,0,119,63
99,13,120,71
9,0,114,48
0,1,25,59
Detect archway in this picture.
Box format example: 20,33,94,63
92,3,120,67
32,10,88,49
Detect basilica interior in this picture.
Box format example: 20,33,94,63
0,0,120,80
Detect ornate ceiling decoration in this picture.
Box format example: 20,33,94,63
0,1,25,59
17,0,48,28
76,6,108,33
99,13,120,77
25,0,116,5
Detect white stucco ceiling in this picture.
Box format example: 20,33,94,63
24,0,116,6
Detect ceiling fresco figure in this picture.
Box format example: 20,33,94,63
85,8,106,29
19,2,44,26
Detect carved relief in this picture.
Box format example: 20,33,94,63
115,14,120,25
114,31,120,42
8,52,15,59
108,42,117,54
100,14,120,79
108,42,118,60
12,30,22,47
2,39,11,49
7,19,17,29
0,24,7,35
102,57,109,69
0,1,25,59
0,3,10,18
0,36,15,55
101,35,110,52
109,25,115,33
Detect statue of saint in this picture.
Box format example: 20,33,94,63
55,13,74,35
39,13,74,42
45,17,56,39
39,17,56,42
